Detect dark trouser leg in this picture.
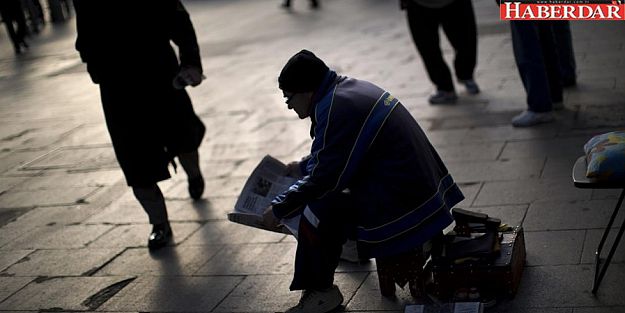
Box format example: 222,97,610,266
441,0,477,81
406,1,454,92
552,21,576,85
290,193,355,291
132,184,168,225
178,150,201,179
537,22,563,103
510,21,554,113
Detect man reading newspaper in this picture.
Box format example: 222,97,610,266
263,50,464,313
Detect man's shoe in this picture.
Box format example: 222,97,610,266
310,0,319,8
511,110,554,127
285,285,343,313
428,90,457,104
461,79,480,95
188,175,205,200
148,223,172,250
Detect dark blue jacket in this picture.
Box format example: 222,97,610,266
272,71,464,258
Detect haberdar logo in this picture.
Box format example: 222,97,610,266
500,0,625,20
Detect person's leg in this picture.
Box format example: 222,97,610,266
510,20,552,113
132,184,172,249
282,0,291,8
537,21,563,105
406,1,455,94
552,21,576,86
2,18,22,53
286,193,352,312
178,150,204,200
441,0,477,83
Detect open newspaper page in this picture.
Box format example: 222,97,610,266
228,155,300,237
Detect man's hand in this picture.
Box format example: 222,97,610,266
285,161,303,178
173,65,204,89
262,205,281,230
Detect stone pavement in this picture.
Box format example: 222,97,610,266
1,0,624,312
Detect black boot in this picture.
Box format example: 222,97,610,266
188,174,205,200
148,223,172,250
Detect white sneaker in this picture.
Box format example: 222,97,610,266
285,285,343,313
511,110,555,127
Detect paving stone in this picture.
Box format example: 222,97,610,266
573,307,625,313
500,137,590,161
1,225,113,250
181,220,287,246
0,250,33,271
4,205,99,229
84,194,147,224
505,264,625,308
0,187,99,209
96,246,220,276
524,200,623,231
542,157,577,179
0,277,34,303
99,275,241,312
524,230,585,266
88,222,201,249
194,242,295,275
446,158,544,183
0,225,31,249
163,176,247,199
346,272,417,311
0,177,26,194
214,272,366,313
165,196,236,222
20,145,118,171
12,170,123,190
455,182,482,208
475,180,592,206
580,229,625,264
0,276,133,311
435,142,503,162
591,189,623,201
1,248,122,276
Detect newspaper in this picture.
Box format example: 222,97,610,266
227,155,301,237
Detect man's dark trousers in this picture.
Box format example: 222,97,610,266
510,20,563,112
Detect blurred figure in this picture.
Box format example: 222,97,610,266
553,21,577,87
401,0,479,104
282,0,319,9
22,0,45,34
509,20,563,127
73,0,206,250
0,0,29,54
48,0,72,23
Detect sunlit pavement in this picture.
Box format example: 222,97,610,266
0,0,624,312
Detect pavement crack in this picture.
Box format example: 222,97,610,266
81,277,135,310
2,129,34,142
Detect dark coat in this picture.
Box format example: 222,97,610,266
272,71,464,258
73,0,205,186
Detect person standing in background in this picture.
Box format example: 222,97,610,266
0,0,29,54
401,0,480,104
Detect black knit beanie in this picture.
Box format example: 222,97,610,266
278,50,329,93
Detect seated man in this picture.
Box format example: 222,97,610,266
263,50,464,313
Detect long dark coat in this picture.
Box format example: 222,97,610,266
73,0,205,187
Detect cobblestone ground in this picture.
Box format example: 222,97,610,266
1,0,624,312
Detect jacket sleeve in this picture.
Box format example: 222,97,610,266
272,95,366,219
170,0,203,71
